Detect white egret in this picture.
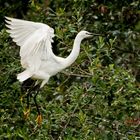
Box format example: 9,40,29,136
5,17,94,124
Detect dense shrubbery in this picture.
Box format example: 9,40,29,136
0,0,140,139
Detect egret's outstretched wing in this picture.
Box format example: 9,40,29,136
5,17,50,46
5,17,55,70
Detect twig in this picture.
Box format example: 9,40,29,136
58,103,79,139
61,71,93,78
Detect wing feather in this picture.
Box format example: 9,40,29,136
5,17,55,71
5,17,53,46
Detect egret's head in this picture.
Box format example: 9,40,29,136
77,30,93,40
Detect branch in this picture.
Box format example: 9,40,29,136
61,71,93,78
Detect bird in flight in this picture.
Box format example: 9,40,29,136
5,17,94,124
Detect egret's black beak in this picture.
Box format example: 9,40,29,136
86,32,93,37
87,32,93,36
87,32,101,37
91,33,101,36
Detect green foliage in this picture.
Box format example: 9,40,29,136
0,0,140,139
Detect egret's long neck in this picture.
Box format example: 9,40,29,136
65,35,82,67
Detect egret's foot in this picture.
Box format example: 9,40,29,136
36,114,43,125
23,108,30,119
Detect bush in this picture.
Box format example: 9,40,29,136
0,0,140,139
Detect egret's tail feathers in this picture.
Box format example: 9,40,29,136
17,70,32,82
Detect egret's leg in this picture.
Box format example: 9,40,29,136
26,83,36,109
21,79,35,119
21,78,43,124
33,88,42,125
34,90,40,115
23,88,33,119
23,90,31,119
27,90,30,109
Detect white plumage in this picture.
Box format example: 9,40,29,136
5,17,93,88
